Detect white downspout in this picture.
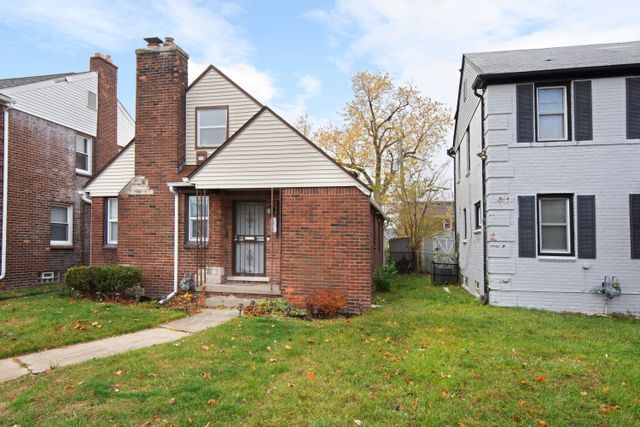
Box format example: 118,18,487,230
159,184,179,304
0,107,10,280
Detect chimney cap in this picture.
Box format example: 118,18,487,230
144,37,163,47
164,37,175,44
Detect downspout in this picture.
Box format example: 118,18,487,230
159,184,179,305
0,106,10,280
77,190,92,266
473,86,489,305
446,146,457,276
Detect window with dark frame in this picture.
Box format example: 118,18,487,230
197,107,228,147
463,208,467,241
466,128,471,172
187,195,209,242
474,201,482,231
106,198,118,245
456,147,461,181
538,195,574,256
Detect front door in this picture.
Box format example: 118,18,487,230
233,202,266,276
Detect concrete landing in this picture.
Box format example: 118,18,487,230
0,309,237,383
205,295,255,308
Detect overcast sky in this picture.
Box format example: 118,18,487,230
1,0,639,175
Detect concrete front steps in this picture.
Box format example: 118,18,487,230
203,282,281,308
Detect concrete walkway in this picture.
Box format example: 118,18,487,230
0,309,237,383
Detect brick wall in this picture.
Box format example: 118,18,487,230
0,109,90,289
90,54,119,171
90,196,118,265
118,39,188,296
280,187,373,311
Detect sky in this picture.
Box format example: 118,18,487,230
1,0,640,174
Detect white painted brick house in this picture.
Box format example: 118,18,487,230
451,41,640,315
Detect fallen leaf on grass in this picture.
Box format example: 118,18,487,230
64,385,75,391
537,420,548,426
599,405,621,414
113,370,127,376
269,358,277,363
284,344,292,350
306,371,315,381
287,382,294,387
202,345,210,351
518,400,526,407
535,376,546,383
580,391,588,396
202,372,211,380
354,420,363,426
207,399,217,405
168,398,176,405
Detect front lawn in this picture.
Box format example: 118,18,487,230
0,290,185,358
1,275,639,425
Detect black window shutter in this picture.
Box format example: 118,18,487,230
630,194,640,259
577,195,596,259
574,81,593,141
518,196,536,257
516,84,534,142
627,78,640,139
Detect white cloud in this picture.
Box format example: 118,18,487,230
0,0,280,103
272,74,323,123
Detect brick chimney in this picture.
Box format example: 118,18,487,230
134,36,189,185
89,53,119,171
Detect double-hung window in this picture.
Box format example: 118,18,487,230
536,87,568,141
197,107,228,147
466,129,471,172
538,195,573,255
187,195,209,242
51,205,73,246
106,198,118,245
474,201,482,231
462,208,467,241
76,136,92,175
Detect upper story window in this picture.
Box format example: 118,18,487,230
106,198,118,245
187,195,209,242
466,128,471,172
51,205,73,246
536,86,568,141
197,107,228,148
474,201,482,230
76,136,92,175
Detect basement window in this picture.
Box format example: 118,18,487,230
76,136,92,175
51,205,73,246
197,107,228,148
187,195,209,242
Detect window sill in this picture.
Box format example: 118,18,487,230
51,244,74,250
462,239,468,244
184,242,209,249
472,229,482,234
537,255,576,262
103,244,117,249
75,169,92,177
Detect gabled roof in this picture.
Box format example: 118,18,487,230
188,64,263,108
0,72,80,90
188,106,371,194
467,40,640,89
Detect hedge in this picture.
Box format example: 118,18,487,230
64,265,142,297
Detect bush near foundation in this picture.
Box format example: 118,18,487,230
64,265,142,297
306,289,347,318
372,261,397,292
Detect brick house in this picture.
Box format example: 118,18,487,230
85,37,384,310
0,55,134,289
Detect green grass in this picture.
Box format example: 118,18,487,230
0,284,63,301
0,292,185,358
0,275,638,426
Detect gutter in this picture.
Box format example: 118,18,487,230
473,87,489,305
159,181,194,305
0,95,14,281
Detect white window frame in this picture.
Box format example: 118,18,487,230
188,195,209,242
462,208,468,242
106,198,118,245
197,107,228,148
474,201,482,231
536,86,568,142
51,205,73,247
75,136,92,175
538,196,572,255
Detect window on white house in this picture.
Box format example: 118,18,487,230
466,128,471,172
106,198,118,245
474,201,482,230
463,208,468,241
456,147,461,181
197,107,227,147
537,87,567,141
538,195,573,255
76,136,92,174
188,195,209,242
51,205,73,246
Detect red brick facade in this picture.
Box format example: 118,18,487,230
90,54,120,171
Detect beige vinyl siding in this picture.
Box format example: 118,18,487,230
85,143,135,197
117,101,135,147
190,109,368,193
186,67,262,165
2,72,98,137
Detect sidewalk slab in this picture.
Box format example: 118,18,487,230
160,309,237,333
0,309,239,381
0,358,29,382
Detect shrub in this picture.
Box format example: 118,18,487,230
372,261,397,292
306,289,347,318
64,265,142,298
242,298,307,318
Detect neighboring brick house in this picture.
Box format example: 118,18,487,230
0,55,135,290
85,37,384,310
451,41,640,314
